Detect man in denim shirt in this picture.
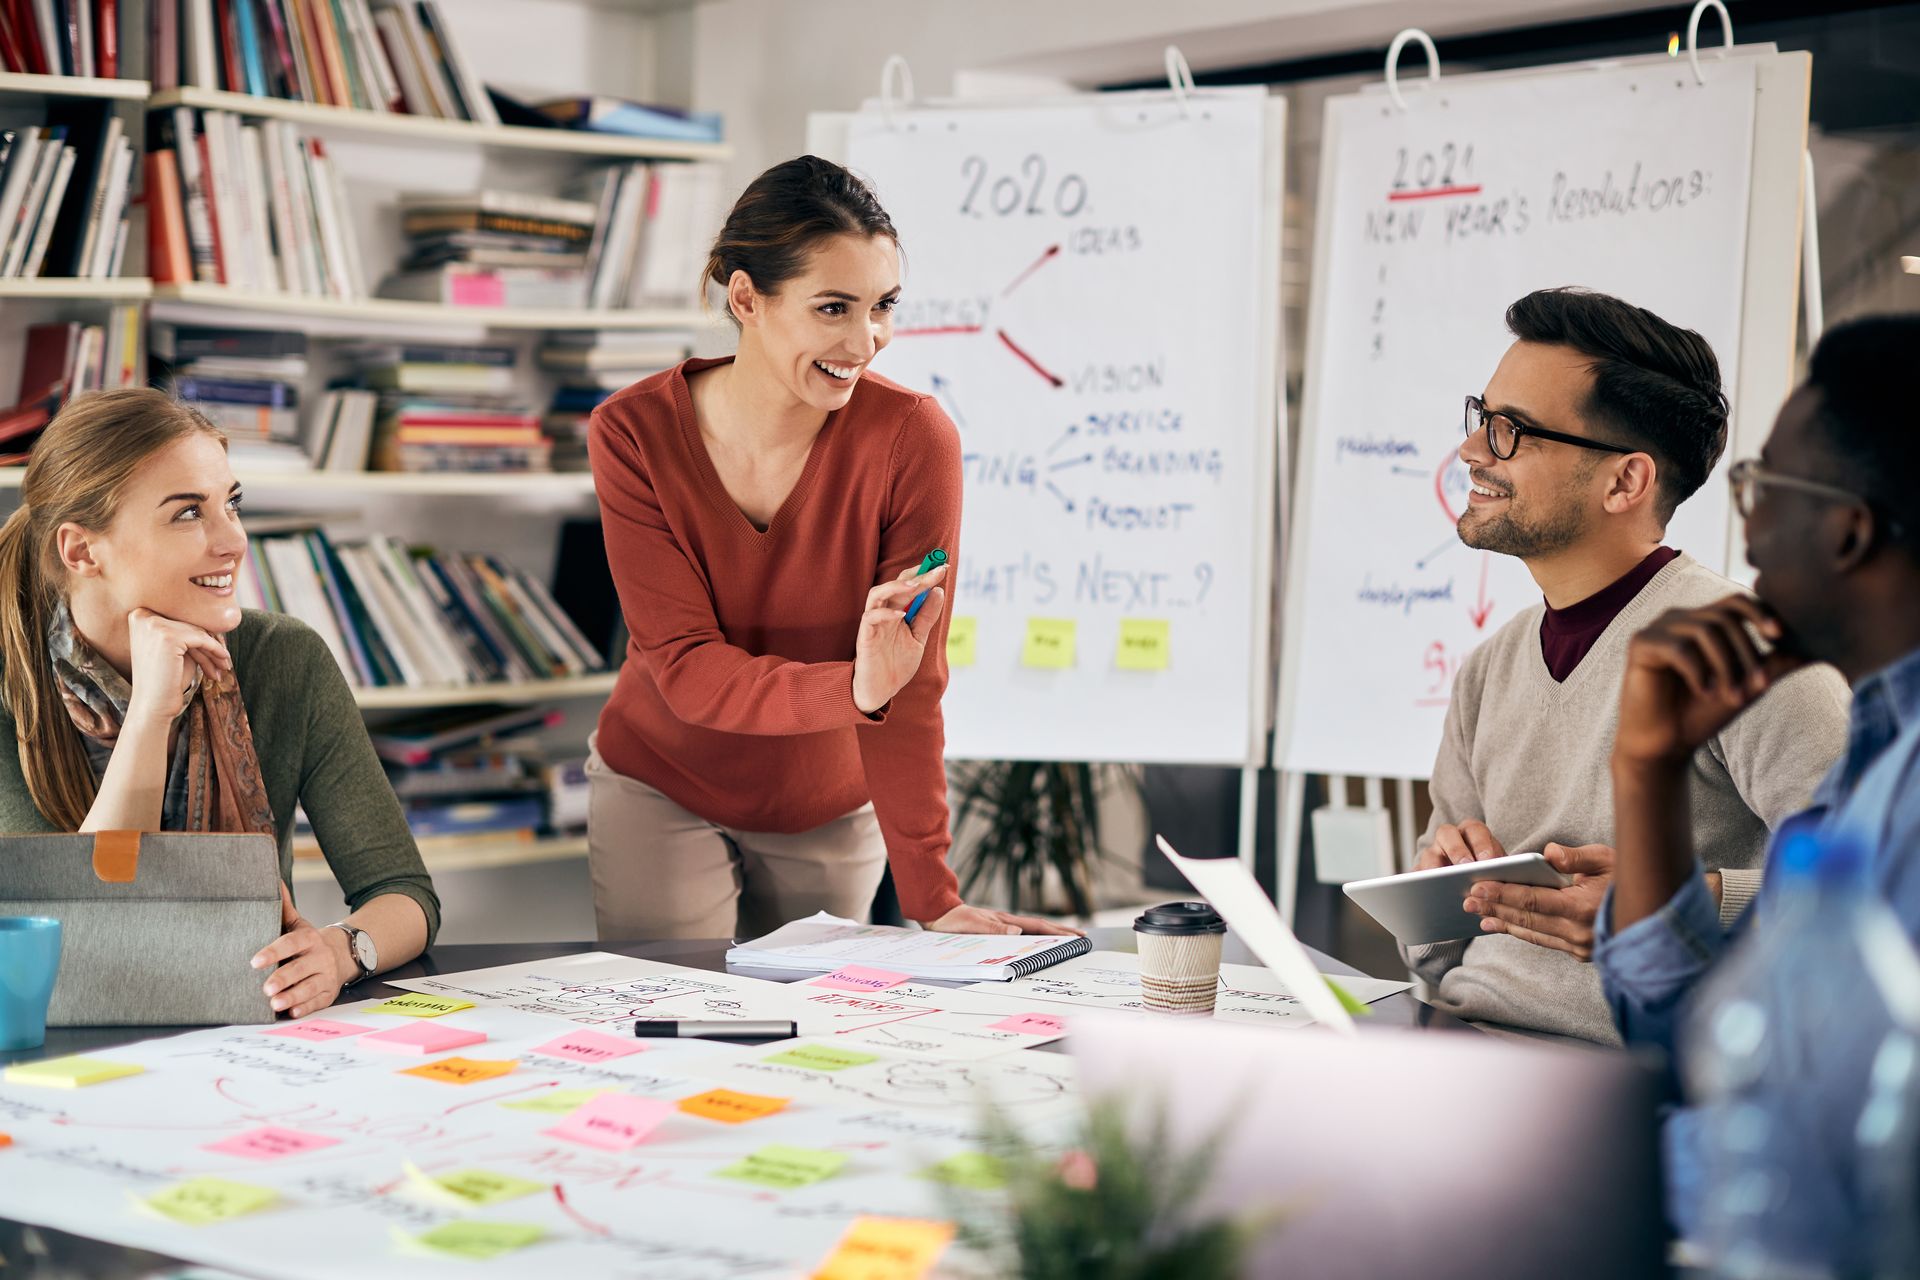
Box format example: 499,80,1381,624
1582,315,1920,1268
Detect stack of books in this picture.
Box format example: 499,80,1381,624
0,106,135,280
380,191,593,309
146,107,367,299
0,310,143,460
537,331,690,470
150,0,496,125
154,323,309,470
238,528,609,690
564,161,727,311
0,1,122,76
337,341,546,473
531,95,723,144
373,705,558,844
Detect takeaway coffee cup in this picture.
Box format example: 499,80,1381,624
1133,901,1225,1016
0,916,62,1052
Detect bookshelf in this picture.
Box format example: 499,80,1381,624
150,87,730,162
0,278,153,301
0,73,151,103
353,672,618,710
150,284,707,331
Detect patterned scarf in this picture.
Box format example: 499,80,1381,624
48,600,275,834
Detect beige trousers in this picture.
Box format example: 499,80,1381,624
585,740,888,942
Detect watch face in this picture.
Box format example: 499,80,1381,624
351,931,378,971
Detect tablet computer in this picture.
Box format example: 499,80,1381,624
1342,852,1573,946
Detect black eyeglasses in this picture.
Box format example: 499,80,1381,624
1463,395,1639,461
1728,458,1905,537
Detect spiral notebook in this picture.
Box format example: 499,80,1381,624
726,912,1090,982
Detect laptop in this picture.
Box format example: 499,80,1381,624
1070,1014,1667,1279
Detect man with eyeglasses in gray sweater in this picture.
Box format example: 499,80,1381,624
1401,287,1849,1043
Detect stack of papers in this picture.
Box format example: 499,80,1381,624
727,912,1090,982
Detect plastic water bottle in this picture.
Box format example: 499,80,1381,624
1680,827,1920,1279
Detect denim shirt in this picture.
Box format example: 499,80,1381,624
1592,645,1920,1257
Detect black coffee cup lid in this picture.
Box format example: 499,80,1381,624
1133,901,1226,936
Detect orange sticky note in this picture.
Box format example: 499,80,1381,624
0,1133,11,1149
812,1216,954,1280
676,1088,790,1124
398,1057,518,1086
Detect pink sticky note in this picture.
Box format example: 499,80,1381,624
810,966,912,994
531,1031,645,1064
203,1126,342,1161
260,1019,373,1043
360,1023,487,1055
988,1012,1067,1036
543,1094,674,1151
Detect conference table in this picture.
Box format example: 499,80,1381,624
0,928,1464,1276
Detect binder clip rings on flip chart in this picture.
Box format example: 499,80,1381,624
1688,0,1734,85
1384,28,1441,114
873,45,1211,131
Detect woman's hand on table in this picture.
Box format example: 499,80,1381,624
250,882,351,1018
851,563,948,715
926,904,1085,937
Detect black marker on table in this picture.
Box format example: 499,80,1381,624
632,1020,798,1040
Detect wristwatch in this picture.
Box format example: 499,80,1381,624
326,921,378,986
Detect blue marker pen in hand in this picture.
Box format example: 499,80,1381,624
903,549,949,626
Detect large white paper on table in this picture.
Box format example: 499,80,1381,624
727,912,1089,980
972,951,1411,1029
0,992,1077,1280
1159,837,1360,1033
390,952,1070,1054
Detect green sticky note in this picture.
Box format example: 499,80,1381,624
144,1177,277,1226
946,616,978,669
1115,618,1171,671
1021,618,1076,670
919,1151,1006,1191
764,1044,880,1073
1324,977,1372,1018
4,1056,145,1088
501,1087,610,1115
407,1221,544,1261
433,1168,547,1206
715,1144,849,1190
364,992,473,1017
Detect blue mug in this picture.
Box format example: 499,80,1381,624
0,917,62,1052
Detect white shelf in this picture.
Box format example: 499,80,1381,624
353,672,618,709
291,833,588,883
150,87,730,162
151,283,703,331
0,468,597,497
0,72,150,103
0,277,152,301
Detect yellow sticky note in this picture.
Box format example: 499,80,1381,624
946,616,977,668
4,1056,144,1088
431,1168,547,1207
1021,618,1076,670
812,1216,955,1280
143,1177,277,1226
501,1087,611,1115
399,1057,517,1086
1115,618,1171,671
715,1144,848,1190
364,993,473,1017
677,1087,790,1124
402,1221,544,1261
919,1151,1006,1190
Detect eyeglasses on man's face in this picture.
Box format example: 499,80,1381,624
1463,395,1640,462
1727,458,1904,537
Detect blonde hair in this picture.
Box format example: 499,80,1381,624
0,389,225,828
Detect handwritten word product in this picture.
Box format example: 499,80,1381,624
4,1056,144,1088
544,1094,673,1151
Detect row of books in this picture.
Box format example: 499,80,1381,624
0,0,119,77
376,165,723,312
0,308,143,455
147,105,366,298
539,331,688,471
153,320,308,466
151,0,497,126
0,110,132,279
238,528,608,689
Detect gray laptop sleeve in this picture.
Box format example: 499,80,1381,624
0,831,281,1026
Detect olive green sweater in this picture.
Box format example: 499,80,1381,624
0,609,439,943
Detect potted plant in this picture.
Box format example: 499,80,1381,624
948,762,1140,917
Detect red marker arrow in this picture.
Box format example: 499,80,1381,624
1002,243,1060,297
1468,554,1495,629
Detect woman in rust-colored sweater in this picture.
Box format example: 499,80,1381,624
586,156,1075,942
